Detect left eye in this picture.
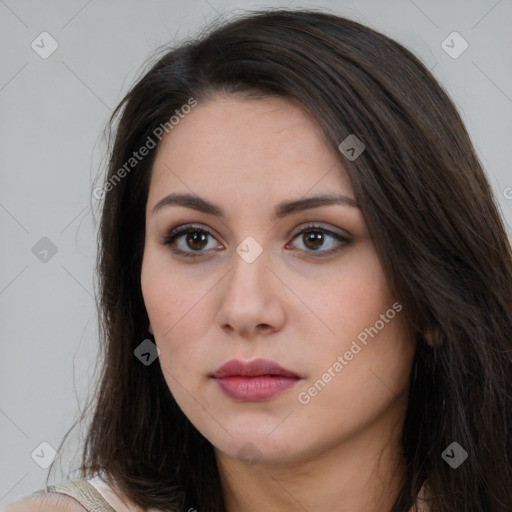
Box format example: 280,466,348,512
288,226,350,254
162,224,350,258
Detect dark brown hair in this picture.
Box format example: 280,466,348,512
48,8,512,512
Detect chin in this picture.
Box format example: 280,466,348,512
211,428,310,465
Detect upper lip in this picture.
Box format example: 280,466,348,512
212,358,301,379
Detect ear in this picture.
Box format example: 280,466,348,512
423,326,443,348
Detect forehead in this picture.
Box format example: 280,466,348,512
148,94,353,211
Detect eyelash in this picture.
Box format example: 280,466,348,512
160,223,351,259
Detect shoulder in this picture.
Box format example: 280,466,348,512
3,491,87,511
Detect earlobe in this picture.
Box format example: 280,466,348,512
423,327,443,348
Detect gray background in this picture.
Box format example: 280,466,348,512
1,0,511,505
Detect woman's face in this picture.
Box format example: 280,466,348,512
141,94,414,465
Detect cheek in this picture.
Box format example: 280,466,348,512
316,317,413,426
305,243,395,341
140,251,212,377
141,248,200,332
295,244,409,395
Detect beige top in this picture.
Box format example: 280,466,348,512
45,475,163,512
44,474,431,511
88,476,149,511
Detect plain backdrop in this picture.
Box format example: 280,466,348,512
1,0,511,505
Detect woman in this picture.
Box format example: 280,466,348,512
8,8,512,512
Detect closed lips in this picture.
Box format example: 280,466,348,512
211,358,301,379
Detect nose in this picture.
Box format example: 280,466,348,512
215,246,287,339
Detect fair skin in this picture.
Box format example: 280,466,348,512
9,94,417,512
141,94,417,512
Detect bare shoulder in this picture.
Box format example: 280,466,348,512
3,491,87,511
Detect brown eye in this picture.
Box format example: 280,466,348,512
162,225,222,258
288,225,351,256
302,231,325,251
162,223,350,259
185,231,209,251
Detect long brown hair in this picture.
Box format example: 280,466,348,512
48,8,512,512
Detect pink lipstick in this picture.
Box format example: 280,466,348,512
211,358,301,402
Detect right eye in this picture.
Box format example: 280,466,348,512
162,224,223,258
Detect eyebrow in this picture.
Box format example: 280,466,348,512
152,192,359,218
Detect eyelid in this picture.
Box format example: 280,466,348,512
158,223,221,250
288,222,350,240
161,222,351,257
285,223,351,255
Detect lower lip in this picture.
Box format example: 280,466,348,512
214,376,300,402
